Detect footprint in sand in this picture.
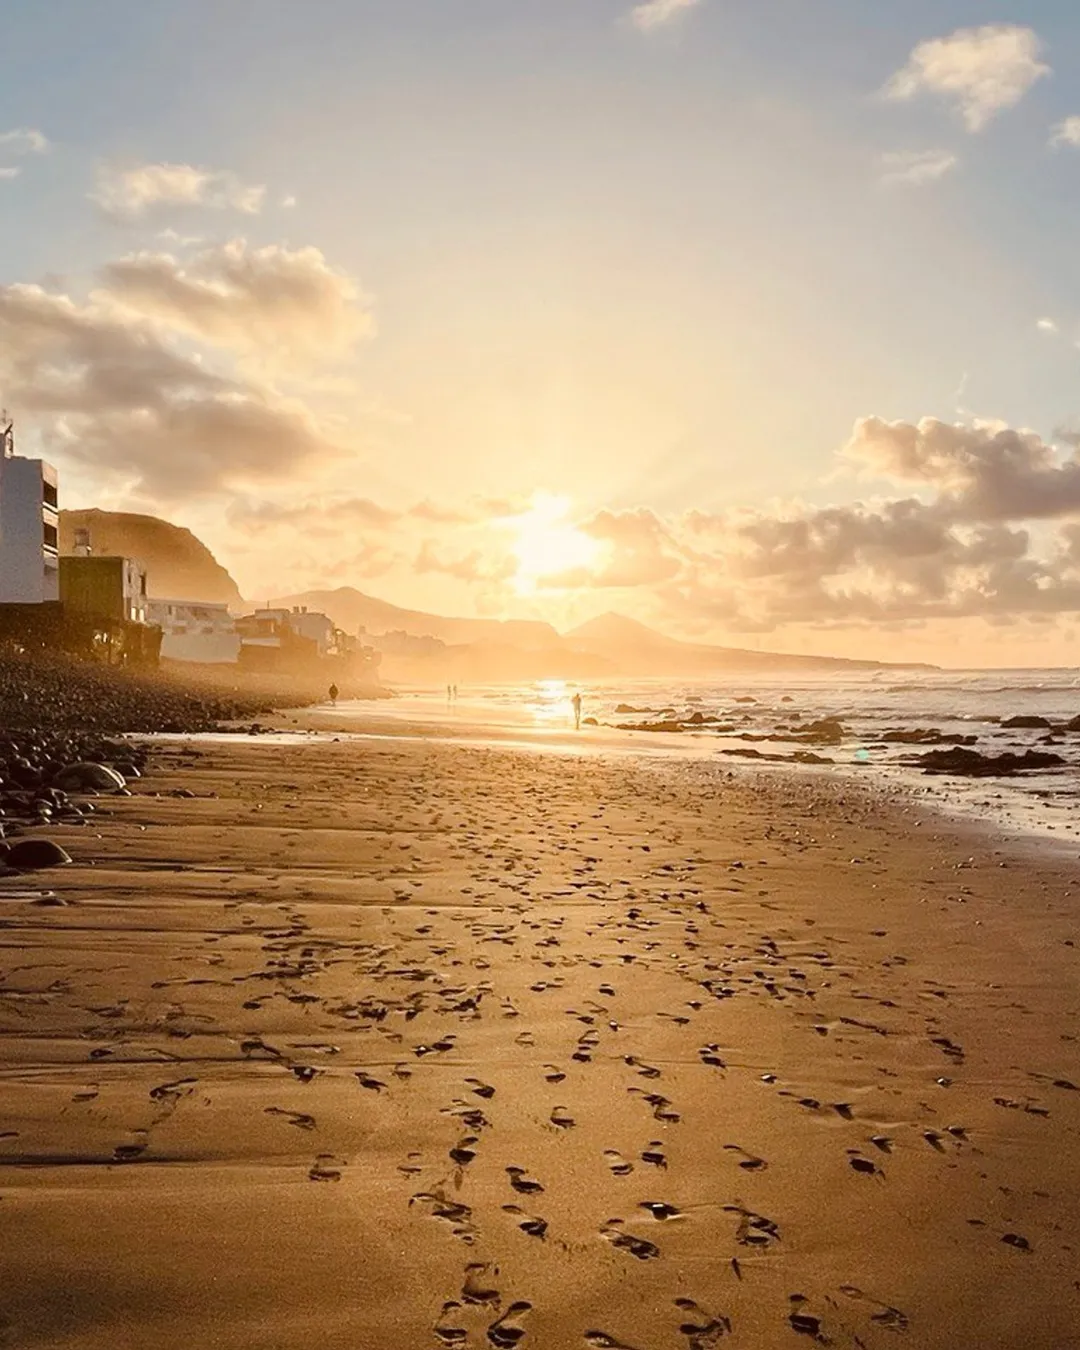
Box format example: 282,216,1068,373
450,1135,479,1166
308,1154,343,1181
641,1141,667,1169
601,1218,660,1261
674,1297,732,1347
549,1106,575,1129
724,1144,767,1171
265,1107,316,1131
466,1077,496,1099
149,1077,197,1107
442,1100,490,1131
487,1301,532,1347
507,1165,544,1194
410,1189,476,1242
543,1065,566,1084
639,1200,681,1220
628,1088,680,1123
113,1141,147,1163
434,1301,468,1345
624,1055,662,1079
462,1262,500,1306
502,1203,548,1239
724,1204,780,1247
604,1149,634,1176
584,1333,643,1349
356,1071,387,1092
838,1285,910,1333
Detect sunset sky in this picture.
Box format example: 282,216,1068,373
5,1,1080,665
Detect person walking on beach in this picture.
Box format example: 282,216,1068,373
572,691,583,731
328,683,339,707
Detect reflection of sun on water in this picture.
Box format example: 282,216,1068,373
507,493,604,594
529,677,571,725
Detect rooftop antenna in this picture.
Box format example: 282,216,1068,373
1,410,13,458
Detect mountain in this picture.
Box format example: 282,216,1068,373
60,510,243,607
270,587,561,648
566,612,933,674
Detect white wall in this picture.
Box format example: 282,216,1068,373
0,455,59,604
148,599,241,664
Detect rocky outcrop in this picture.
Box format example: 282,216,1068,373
906,748,1065,777
60,510,242,606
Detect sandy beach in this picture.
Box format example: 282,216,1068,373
2,730,1080,1349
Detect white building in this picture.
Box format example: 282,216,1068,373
0,415,60,604
147,598,240,664
285,606,335,654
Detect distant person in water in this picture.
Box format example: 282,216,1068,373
328,683,339,707
572,691,582,731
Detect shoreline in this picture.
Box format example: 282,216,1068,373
1,728,1079,1346
145,697,1080,858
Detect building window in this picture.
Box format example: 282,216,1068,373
43,523,58,551
42,481,58,508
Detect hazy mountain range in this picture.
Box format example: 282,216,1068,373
60,511,934,676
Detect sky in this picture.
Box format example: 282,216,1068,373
5,0,1080,665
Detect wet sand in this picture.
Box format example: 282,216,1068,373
1,734,1079,1349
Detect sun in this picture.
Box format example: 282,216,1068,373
506,493,604,594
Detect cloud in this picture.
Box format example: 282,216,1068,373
0,281,340,499
228,495,401,535
415,540,515,585
0,128,50,155
1050,115,1080,147
198,413,1080,633
227,494,505,538
91,162,266,221
1036,317,1059,333
879,149,958,187
0,167,20,181
544,508,682,588
843,416,1080,522
884,25,1049,132
629,0,702,33
98,240,373,363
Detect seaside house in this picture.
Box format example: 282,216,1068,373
146,598,241,664
0,413,60,604
57,554,159,665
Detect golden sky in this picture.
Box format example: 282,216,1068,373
4,2,1080,666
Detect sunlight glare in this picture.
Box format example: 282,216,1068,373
507,494,604,594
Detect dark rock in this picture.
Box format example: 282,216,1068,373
6,838,72,871
796,718,846,745
1002,716,1052,730
616,721,683,733
908,748,1065,777
53,762,127,793
881,728,978,746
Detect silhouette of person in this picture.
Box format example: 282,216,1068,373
572,691,582,731
328,683,339,707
